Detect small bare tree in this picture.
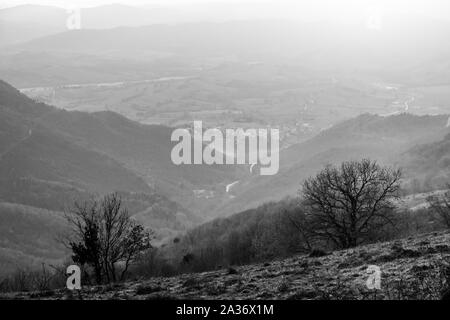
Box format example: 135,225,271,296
300,159,401,249
427,187,450,229
66,201,103,283
66,193,153,284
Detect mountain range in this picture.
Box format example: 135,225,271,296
0,4,189,46
2,13,450,88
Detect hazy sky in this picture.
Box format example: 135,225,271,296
1,0,241,8
2,0,450,23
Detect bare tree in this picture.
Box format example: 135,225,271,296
66,200,103,283
66,193,153,284
427,186,450,228
300,159,402,249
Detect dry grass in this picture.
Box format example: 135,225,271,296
1,231,449,300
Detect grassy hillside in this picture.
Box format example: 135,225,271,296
3,230,449,299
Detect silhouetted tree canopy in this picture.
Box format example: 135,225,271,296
301,159,402,249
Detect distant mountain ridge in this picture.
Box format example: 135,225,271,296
0,4,185,46
9,18,450,75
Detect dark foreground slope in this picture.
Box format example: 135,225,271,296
3,230,449,300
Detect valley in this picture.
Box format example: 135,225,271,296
14,70,450,169
1,7,450,289
1,75,449,278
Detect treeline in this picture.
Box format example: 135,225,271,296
134,198,306,275
136,198,448,279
